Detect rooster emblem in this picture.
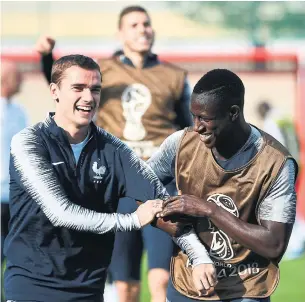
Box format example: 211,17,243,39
92,162,106,181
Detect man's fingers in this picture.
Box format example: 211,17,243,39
207,270,218,288
200,274,211,291
158,201,181,217
46,37,55,44
152,199,163,213
144,199,163,214
35,35,55,54
192,274,205,296
163,196,180,206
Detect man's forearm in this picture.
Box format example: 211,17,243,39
173,228,213,266
209,204,292,260
41,52,54,84
153,217,186,237
154,218,213,265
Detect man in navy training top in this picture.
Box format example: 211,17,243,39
4,54,216,302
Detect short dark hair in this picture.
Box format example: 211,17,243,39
51,54,101,87
193,69,245,111
118,6,149,29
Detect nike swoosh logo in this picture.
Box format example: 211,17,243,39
52,161,64,166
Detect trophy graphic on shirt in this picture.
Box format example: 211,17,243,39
207,194,239,260
121,83,152,141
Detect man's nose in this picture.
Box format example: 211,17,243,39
138,24,146,34
193,118,204,132
82,88,94,102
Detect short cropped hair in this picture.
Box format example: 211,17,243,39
51,54,101,87
118,6,149,29
193,69,245,111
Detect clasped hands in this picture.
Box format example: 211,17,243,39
137,194,209,227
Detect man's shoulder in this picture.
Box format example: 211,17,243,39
159,60,187,74
12,121,44,141
97,57,118,72
94,126,131,153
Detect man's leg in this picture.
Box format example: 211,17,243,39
108,197,143,302
143,223,173,302
143,180,176,302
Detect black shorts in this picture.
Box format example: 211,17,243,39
108,182,176,282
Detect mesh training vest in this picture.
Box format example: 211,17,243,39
172,127,296,300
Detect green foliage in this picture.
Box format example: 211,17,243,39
167,1,305,40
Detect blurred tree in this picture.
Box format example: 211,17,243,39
167,1,305,41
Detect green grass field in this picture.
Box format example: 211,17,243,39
140,254,305,302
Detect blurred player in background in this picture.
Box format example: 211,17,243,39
257,100,305,260
1,61,28,252
1,61,28,289
35,5,193,302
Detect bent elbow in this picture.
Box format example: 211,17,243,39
43,208,65,228
265,242,286,262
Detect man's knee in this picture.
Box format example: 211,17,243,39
115,280,140,302
148,268,169,301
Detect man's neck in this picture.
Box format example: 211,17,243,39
54,115,89,144
122,48,149,68
213,122,251,160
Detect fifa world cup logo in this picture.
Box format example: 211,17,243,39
121,83,152,141
207,194,239,260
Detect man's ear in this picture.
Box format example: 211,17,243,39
50,83,59,103
230,105,240,122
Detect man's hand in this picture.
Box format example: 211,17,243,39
157,195,216,218
35,35,56,55
192,263,217,296
135,199,164,227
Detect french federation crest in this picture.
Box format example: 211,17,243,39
92,162,106,183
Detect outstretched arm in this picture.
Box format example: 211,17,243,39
10,128,161,234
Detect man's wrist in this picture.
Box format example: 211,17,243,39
173,228,213,266
131,212,142,229
205,201,218,219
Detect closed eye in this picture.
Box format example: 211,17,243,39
199,117,212,123
72,86,83,92
91,88,101,93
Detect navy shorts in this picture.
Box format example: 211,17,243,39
108,182,176,282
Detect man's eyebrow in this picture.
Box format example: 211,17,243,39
71,83,102,89
190,112,216,119
91,84,102,89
